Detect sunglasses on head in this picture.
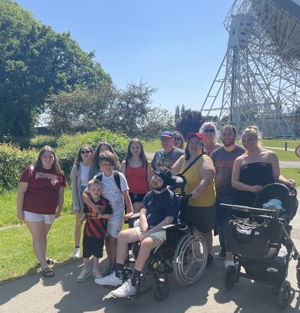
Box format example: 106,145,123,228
81,150,91,154
204,129,214,133
174,137,181,141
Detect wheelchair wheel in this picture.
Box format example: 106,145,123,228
152,281,170,301
222,265,236,290
173,233,207,286
278,280,291,309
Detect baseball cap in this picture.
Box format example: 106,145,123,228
160,130,173,138
186,132,204,141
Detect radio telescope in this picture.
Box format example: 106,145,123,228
201,0,300,137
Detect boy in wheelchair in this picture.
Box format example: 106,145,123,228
95,167,180,298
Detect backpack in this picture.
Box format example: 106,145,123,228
95,171,122,192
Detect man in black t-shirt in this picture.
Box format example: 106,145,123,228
94,167,180,298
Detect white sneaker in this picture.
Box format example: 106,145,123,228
111,280,137,298
77,268,91,282
72,248,80,258
94,272,122,286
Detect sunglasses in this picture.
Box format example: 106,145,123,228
204,129,214,133
81,150,91,154
174,137,181,141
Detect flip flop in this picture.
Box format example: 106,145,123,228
41,268,55,278
46,258,58,265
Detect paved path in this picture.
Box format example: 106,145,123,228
1,190,300,313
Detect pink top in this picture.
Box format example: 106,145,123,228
126,164,149,194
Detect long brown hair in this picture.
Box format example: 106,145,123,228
34,145,63,174
91,142,120,171
124,138,148,167
173,131,185,150
74,144,93,169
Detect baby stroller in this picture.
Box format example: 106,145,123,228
120,175,207,301
221,183,300,309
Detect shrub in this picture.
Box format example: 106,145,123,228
30,135,58,149
1,136,31,149
0,143,37,192
56,128,129,176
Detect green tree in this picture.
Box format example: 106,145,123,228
46,81,172,139
181,104,186,115
0,0,111,138
176,109,204,138
175,105,180,123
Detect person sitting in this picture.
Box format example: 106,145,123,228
94,167,180,298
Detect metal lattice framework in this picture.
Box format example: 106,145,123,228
201,0,300,137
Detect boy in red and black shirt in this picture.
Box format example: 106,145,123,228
77,179,112,282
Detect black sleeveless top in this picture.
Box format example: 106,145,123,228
234,162,274,217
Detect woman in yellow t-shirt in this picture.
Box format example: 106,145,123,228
172,132,216,268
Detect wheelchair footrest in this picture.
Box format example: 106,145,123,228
127,287,153,300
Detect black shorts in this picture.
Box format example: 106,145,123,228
129,192,146,204
185,203,216,233
82,235,105,258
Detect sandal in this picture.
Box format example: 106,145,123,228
41,268,55,278
46,258,58,265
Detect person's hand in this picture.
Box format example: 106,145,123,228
55,211,61,218
124,212,133,221
286,179,296,187
17,210,24,221
250,185,262,193
97,212,103,219
91,204,101,215
190,190,199,199
78,221,82,226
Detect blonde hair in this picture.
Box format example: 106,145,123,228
87,178,103,190
242,125,262,147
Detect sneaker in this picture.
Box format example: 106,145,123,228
111,280,136,298
92,268,102,279
218,248,227,260
206,254,213,269
94,272,122,286
72,248,80,258
102,264,113,277
77,268,91,282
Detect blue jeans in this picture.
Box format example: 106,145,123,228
216,195,234,249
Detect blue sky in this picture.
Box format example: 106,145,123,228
16,0,234,115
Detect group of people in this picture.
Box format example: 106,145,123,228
16,122,295,297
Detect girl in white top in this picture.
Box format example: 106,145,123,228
70,145,93,258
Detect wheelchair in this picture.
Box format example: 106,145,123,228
221,183,300,309
121,175,208,301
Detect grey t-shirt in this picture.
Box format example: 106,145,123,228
211,145,245,196
151,147,184,170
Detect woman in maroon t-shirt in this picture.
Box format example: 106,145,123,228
17,145,66,278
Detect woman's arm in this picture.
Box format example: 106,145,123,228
70,165,80,210
17,182,29,221
191,157,215,198
269,151,296,187
171,155,184,175
120,160,126,177
147,161,152,189
231,158,262,193
123,190,133,220
55,186,65,218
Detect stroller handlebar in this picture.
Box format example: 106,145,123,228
220,203,278,217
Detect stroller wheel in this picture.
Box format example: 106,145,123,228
152,281,170,301
222,265,236,290
278,280,291,309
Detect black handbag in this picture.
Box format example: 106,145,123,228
226,220,269,259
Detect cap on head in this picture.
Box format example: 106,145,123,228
186,132,204,141
160,130,173,138
155,167,174,188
